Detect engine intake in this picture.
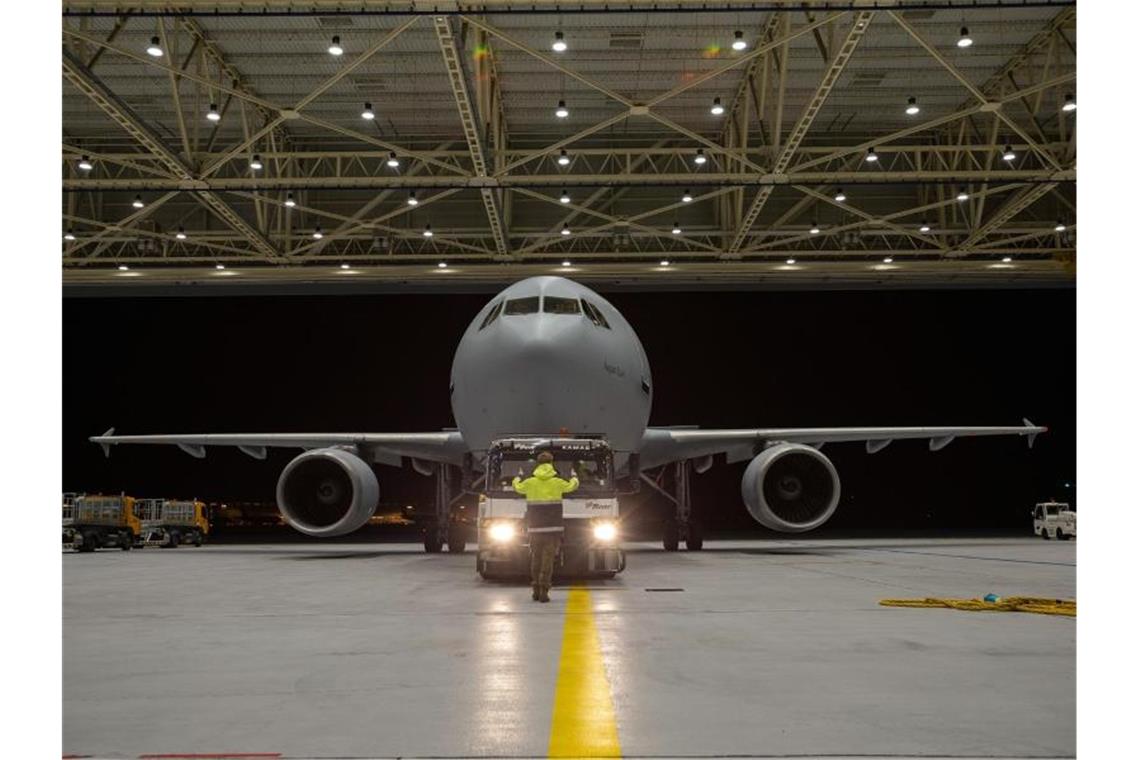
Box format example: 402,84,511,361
741,443,840,532
276,448,379,537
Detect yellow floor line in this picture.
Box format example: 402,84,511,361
549,585,622,758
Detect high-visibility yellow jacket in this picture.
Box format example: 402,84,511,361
512,463,579,502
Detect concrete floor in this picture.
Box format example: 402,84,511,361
63,537,1075,759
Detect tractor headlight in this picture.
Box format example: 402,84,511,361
489,521,517,543
593,521,618,543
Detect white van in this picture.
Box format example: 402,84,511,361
1033,501,1076,540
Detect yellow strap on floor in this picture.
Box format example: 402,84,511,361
879,596,1076,617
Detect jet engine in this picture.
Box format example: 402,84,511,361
276,448,379,537
740,443,841,533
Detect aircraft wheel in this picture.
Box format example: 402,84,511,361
424,534,442,553
685,521,704,551
448,536,466,553
662,520,679,551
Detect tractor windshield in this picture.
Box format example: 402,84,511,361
487,441,614,497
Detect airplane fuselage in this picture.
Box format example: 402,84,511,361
450,277,652,456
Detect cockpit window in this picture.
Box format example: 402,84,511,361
503,297,540,315
581,299,611,329
543,297,581,315
479,301,503,330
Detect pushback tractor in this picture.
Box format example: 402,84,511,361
476,437,625,580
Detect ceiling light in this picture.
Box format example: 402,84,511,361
786,258,796,265
1062,93,1076,112
206,103,220,122
64,229,76,241
957,26,973,48
249,154,263,170
905,96,920,116
560,189,570,204
361,102,375,120
284,192,296,208
552,31,567,52
312,225,323,239
555,100,569,118
660,259,670,267
694,148,707,165
883,257,893,264
919,221,931,232
215,263,226,270
866,147,879,162
562,260,571,267
118,265,129,271
732,30,747,51
424,224,434,238
810,222,820,234
1054,220,1066,232
77,155,93,171
437,261,447,267
561,223,571,236
710,97,724,116
682,190,693,203
1002,256,1012,263
328,35,344,56
387,152,399,168
132,194,144,209
834,188,846,202
175,226,186,240
341,263,351,270
557,149,570,166
146,36,163,57
1002,144,1016,161
407,191,419,206
956,188,969,201
672,222,682,234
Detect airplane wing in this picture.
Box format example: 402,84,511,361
90,429,468,467
638,419,1046,470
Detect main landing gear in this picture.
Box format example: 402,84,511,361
423,463,467,554
642,459,704,551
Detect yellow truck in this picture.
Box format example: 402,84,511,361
134,499,210,547
64,494,140,552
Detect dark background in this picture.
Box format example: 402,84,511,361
63,286,1075,538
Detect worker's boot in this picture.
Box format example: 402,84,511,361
539,586,550,603
532,585,540,601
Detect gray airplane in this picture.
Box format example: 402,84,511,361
92,276,1045,551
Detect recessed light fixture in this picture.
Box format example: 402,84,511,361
175,226,187,240
249,154,263,170
77,155,93,171
1062,93,1076,112
561,223,571,236
64,229,76,241
1002,144,1016,161
672,223,682,234
956,188,969,201
146,36,163,57
682,190,693,203
732,30,747,51
387,152,399,168
215,263,226,270
132,194,144,209
1054,220,1067,232
810,222,820,234
905,96,920,116
437,261,447,267
555,100,569,118
919,221,931,232
206,103,220,122
694,148,707,165
407,191,419,206
957,26,973,48
1002,256,1013,263
562,260,572,267
557,149,570,166
284,192,296,208
883,257,893,264
118,264,129,271
552,31,567,52
341,263,351,270
834,188,846,202
560,189,571,204
424,224,434,238
659,259,670,267
328,35,344,56
361,102,375,120
312,226,323,239
866,147,879,162
710,97,724,116
786,258,796,265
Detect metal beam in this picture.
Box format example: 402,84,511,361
954,182,1057,253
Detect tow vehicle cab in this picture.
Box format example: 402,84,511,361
477,437,625,579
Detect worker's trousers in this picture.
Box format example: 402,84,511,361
529,532,561,590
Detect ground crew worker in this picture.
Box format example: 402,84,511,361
512,451,579,602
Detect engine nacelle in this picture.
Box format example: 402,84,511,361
276,448,379,537
741,443,841,533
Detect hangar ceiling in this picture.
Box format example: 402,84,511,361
61,0,1076,288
